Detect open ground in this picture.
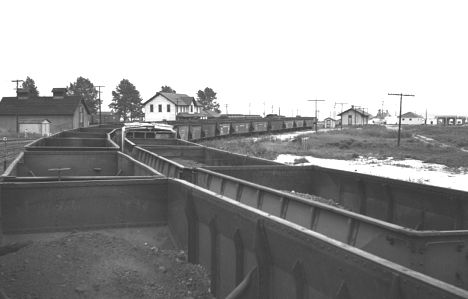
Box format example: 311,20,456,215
200,125,468,169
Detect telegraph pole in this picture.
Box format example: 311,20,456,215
11,79,24,93
225,104,228,114
308,99,325,132
96,86,104,125
335,102,347,130
388,93,415,146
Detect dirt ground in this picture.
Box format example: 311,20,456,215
0,227,213,299
284,190,348,210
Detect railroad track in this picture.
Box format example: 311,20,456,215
1,139,35,172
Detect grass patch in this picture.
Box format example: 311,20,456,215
199,126,468,168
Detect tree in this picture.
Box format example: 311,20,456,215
160,85,176,93
197,87,220,112
22,76,39,97
67,77,98,114
109,79,143,122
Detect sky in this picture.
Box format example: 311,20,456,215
1,0,467,119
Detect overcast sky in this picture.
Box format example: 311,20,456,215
1,0,467,119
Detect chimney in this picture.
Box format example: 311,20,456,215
17,88,30,100
52,88,67,99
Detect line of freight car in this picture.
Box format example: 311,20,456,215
170,116,315,141
1,177,468,298
125,138,468,290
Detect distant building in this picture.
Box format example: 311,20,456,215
0,88,90,136
436,115,467,126
400,112,425,125
143,92,202,122
337,106,371,126
323,117,336,128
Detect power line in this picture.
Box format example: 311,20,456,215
96,86,105,125
388,93,415,146
308,99,325,133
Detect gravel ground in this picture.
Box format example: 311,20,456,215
284,190,348,210
0,231,213,299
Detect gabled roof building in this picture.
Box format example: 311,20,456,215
337,106,371,126
0,88,90,136
143,92,202,122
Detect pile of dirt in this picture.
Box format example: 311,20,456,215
171,158,206,168
284,190,348,210
0,231,213,299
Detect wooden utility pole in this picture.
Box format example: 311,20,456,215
11,79,24,91
308,99,325,132
335,102,347,130
388,93,415,146
96,85,105,125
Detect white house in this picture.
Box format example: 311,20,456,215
143,92,202,122
400,112,425,125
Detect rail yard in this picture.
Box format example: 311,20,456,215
1,119,468,298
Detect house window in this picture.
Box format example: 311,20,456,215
150,104,154,112
348,115,352,123
190,105,193,112
409,118,412,121
167,104,171,112
158,104,162,112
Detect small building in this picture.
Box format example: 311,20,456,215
436,115,467,126
400,112,425,125
323,117,336,128
337,106,371,126
143,92,202,122
0,88,90,136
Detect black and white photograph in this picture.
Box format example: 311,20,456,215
1,0,468,298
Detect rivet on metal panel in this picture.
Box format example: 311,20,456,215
209,217,219,297
184,192,198,264
292,260,308,299
335,280,352,299
233,229,244,285
254,219,271,299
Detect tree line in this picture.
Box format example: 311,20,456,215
17,77,221,121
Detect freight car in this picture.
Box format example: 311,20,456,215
124,135,468,290
168,116,315,141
